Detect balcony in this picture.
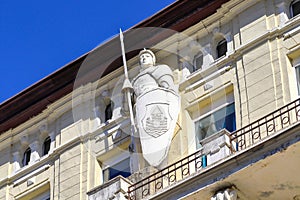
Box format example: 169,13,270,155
231,98,300,151
87,99,300,199
127,98,300,199
87,176,132,200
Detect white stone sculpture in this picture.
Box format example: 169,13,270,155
132,49,180,167
211,188,237,200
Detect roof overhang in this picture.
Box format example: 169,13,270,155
0,0,230,134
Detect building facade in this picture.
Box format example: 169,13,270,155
1,0,300,199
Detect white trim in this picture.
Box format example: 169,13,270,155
14,179,49,200
193,101,235,123
293,59,300,95
101,151,130,170
186,82,233,112
13,164,50,186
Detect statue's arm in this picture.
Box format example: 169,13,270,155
159,75,176,91
155,65,177,92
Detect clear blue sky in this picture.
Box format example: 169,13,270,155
0,0,174,104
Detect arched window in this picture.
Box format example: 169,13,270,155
193,53,203,72
216,39,227,58
22,147,31,166
105,100,113,121
291,0,300,18
43,137,51,156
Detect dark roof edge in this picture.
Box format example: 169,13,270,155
0,0,229,134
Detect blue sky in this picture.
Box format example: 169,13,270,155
0,0,174,104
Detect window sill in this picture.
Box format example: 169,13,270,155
13,164,50,187
9,155,52,187
92,115,129,141
179,54,231,92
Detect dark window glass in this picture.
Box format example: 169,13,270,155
23,148,31,166
193,54,203,72
195,103,236,149
105,101,113,121
295,66,300,95
43,137,51,156
217,39,227,58
291,0,300,17
103,158,131,182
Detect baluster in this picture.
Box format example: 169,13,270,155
142,178,150,198
242,129,247,149
167,166,170,187
171,163,177,184
266,114,275,136
280,109,284,129
195,153,200,171
188,156,191,176
132,187,136,200
287,105,291,125
296,101,300,121
154,172,163,192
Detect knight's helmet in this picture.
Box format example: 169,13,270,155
138,48,156,65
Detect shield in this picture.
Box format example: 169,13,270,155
136,88,180,167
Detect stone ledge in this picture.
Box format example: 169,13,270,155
87,176,132,200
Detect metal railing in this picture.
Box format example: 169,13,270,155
127,150,206,200
230,98,300,151
127,98,300,199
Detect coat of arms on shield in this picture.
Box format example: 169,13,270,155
143,104,170,138
136,88,180,167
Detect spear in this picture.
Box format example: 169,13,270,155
119,29,136,152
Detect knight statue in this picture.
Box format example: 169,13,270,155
132,49,180,167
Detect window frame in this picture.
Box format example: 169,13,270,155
42,136,51,156
290,0,300,18
22,147,31,166
294,60,300,95
105,100,114,122
193,90,236,150
102,157,131,182
101,151,131,183
216,39,227,58
193,53,203,72
31,189,50,200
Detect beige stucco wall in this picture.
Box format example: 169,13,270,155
0,0,299,199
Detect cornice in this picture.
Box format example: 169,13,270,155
0,0,230,134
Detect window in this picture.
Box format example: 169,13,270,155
293,58,300,94
291,0,300,17
193,53,203,72
291,56,300,94
22,147,31,166
31,189,50,200
105,100,113,121
43,137,51,156
103,158,131,182
216,39,227,58
195,103,236,149
296,67,300,94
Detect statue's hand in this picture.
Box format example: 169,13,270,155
160,81,170,89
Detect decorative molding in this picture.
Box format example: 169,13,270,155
12,152,21,172
13,164,50,187
29,141,40,164
211,188,237,200
38,123,48,135
20,133,29,146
